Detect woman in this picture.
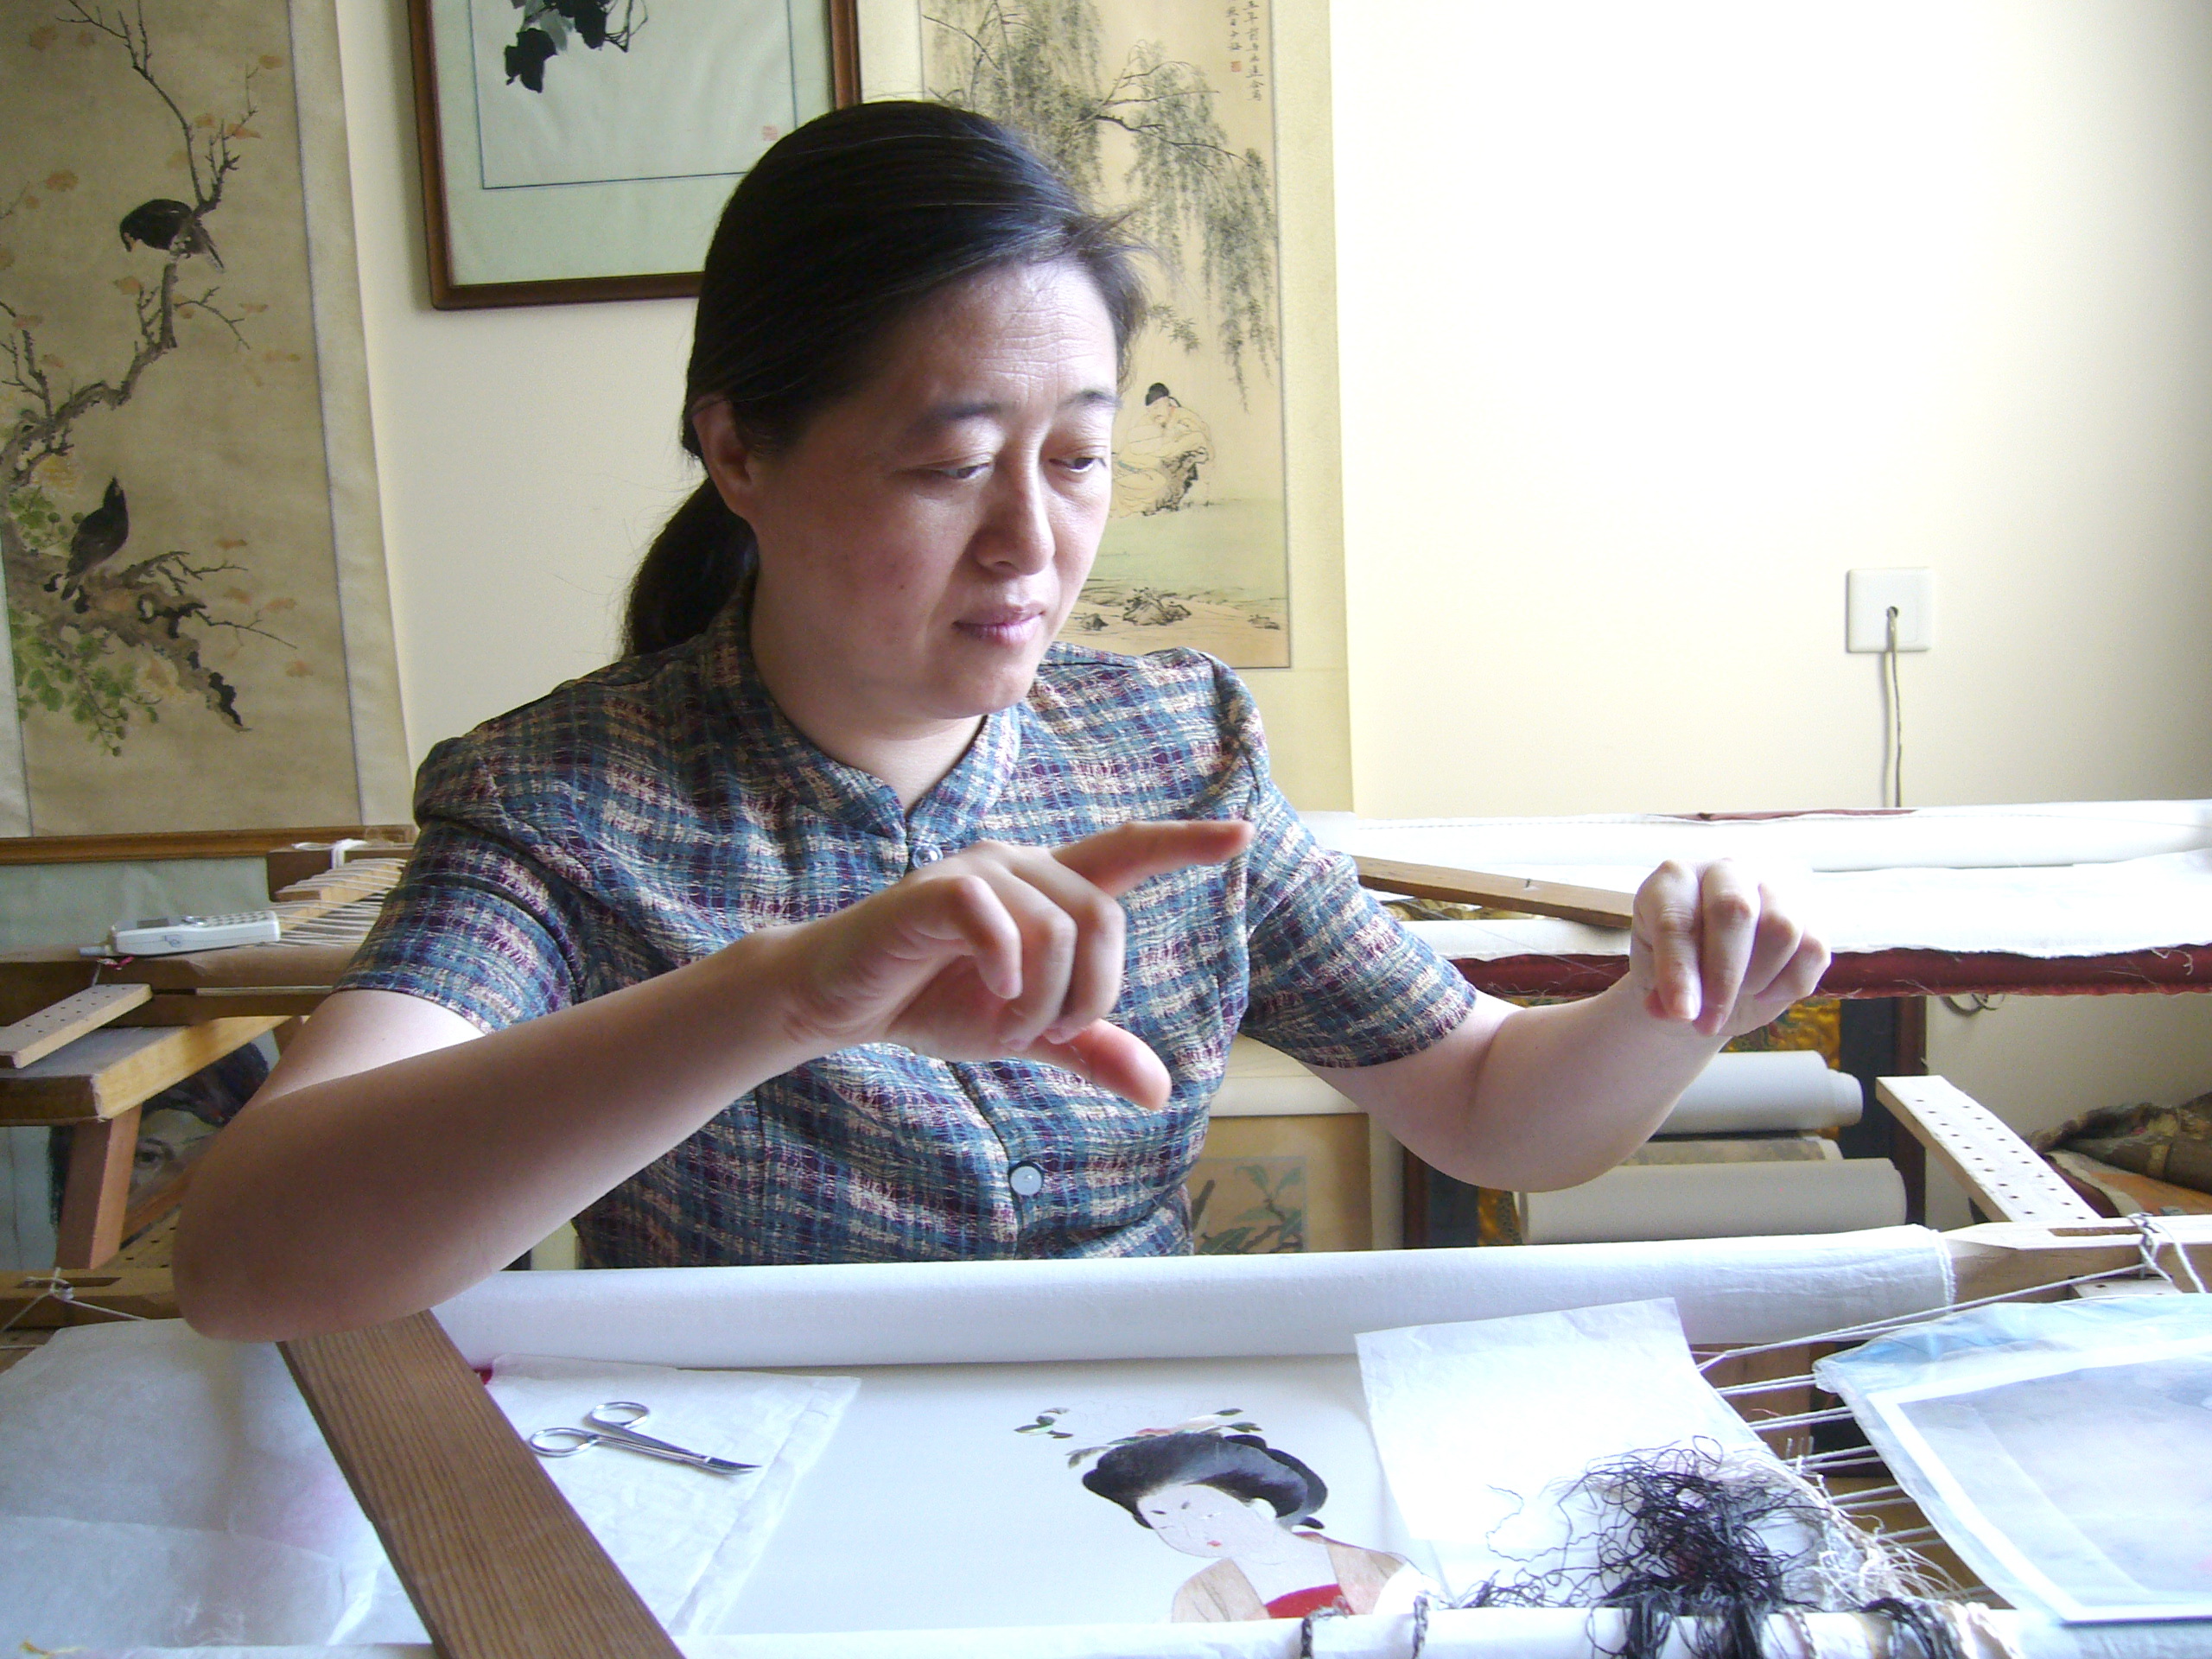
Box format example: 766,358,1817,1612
1083,1430,1422,1622
175,103,1826,1342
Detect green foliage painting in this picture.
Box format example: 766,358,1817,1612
926,0,1279,397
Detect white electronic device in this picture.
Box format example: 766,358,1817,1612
100,910,282,957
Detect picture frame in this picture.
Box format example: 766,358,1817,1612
406,0,860,308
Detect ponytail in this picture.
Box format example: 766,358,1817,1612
622,481,753,657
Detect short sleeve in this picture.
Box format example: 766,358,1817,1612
337,739,582,1033
1235,767,1478,1070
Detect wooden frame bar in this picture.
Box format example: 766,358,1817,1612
1352,856,1637,927
0,824,413,866
281,1313,682,1658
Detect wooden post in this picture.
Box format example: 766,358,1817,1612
56,1105,142,1268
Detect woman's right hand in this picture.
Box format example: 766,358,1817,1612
763,818,1253,1108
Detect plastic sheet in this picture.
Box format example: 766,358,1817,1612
1818,1298,2212,1624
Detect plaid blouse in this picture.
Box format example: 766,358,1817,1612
341,605,1475,1268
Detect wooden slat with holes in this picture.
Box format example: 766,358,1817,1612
0,1016,285,1122
1351,856,1639,928
0,983,150,1066
0,1267,178,1324
1877,1076,2100,1224
282,1313,683,1659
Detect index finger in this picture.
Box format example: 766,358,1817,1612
1052,819,1255,899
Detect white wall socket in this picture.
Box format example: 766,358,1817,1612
1846,568,1935,652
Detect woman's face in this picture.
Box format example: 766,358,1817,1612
1138,1482,1287,1560
705,259,1119,737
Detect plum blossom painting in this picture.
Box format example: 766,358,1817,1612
0,0,406,835
922,0,1289,665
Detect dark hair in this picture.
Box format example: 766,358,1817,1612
1082,1433,1327,1529
623,100,1147,658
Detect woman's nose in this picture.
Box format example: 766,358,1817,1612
974,465,1055,574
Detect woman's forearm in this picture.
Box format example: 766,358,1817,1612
175,928,817,1341
1447,982,1727,1191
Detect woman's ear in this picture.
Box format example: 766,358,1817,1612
691,397,766,518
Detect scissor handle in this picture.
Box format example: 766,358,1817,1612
529,1427,596,1457
585,1401,650,1430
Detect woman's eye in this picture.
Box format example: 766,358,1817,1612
933,461,989,481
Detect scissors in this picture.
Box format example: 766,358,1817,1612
528,1401,755,1475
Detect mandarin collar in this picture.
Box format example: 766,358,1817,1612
702,600,1022,842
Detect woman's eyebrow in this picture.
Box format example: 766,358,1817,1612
905,387,1121,435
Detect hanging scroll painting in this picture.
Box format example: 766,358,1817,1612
0,0,407,836
410,0,860,305
920,0,1290,666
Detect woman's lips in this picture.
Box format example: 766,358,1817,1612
955,607,1046,646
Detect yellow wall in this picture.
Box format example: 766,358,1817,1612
1332,0,2212,819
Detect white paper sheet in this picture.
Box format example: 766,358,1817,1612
0,1322,850,1649
1357,1300,1777,1594
432,1227,1954,1370
0,1321,387,1648
1818,1298,2212,1624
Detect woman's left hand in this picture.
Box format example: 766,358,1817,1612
1627,860,1829,1041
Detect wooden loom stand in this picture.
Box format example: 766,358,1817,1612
15,1080,2164,1658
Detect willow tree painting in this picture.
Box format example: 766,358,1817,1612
0,2,404,835
925,0,1288,666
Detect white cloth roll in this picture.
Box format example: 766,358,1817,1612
1660,1049,1864,1135
1522,1159,1909,1247
1301,800,2212,873
431,1225,1952,1369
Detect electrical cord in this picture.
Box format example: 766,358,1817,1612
1882,605,1904,810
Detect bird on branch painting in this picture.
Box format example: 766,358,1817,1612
118,198,223,267
58,477,129,598
2,3,291,755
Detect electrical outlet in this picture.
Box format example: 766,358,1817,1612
1846,568,1935,652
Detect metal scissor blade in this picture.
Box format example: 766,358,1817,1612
593,1421,755,1474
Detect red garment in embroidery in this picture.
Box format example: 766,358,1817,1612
1264,1584,1347,1620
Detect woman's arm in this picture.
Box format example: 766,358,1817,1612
175,818,1252,1341
1312,859,1829,1191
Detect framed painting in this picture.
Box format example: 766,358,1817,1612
1,0,408,837
911,0,1291,667
408,0,861,308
